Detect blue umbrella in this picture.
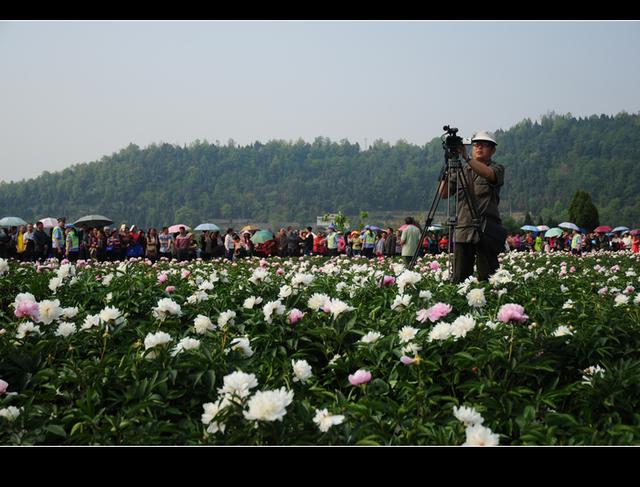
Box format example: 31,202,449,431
544,227,563,238
194,223,221,232
558,222,579,231
612,226,629,233
520,225,538,232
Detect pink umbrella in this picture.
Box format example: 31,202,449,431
168,224,190,233
399,224,409,231
38,217,58,229
630,229,640,236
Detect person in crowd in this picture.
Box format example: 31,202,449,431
350,231,362,256
570,229,582,256
15,225,27,261
146,228,159,262
119,224,130,261
224,228,235,261
174,226,192,261
303,227,314,256
374,230,386,257
361,226,375,259
33,221,49,262
158,226,173,260
313,231,326,256
384,227,396,257
400,217,421,266
52,218,66,260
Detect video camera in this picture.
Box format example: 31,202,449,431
442,125,466,160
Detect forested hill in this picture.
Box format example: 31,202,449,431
1,112,639,228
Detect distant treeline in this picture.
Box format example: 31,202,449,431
0,111,639,229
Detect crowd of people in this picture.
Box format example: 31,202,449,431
0,216,638,264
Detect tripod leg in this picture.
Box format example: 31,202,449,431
409,174,445,269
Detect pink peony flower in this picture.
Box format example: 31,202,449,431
157,272,168,284
400,356,417,365
381,275,395,287
426,302,453,322
0,379,8,394
569,266,576,273
415,308,429,323
181,270,191,280
497,303,529,323
348,369,372,386
165,286,176,294
288,308,305,325
61,259,70,265
429,261,440,271
276,268,285,276
260,259,268,268
15,301,40,320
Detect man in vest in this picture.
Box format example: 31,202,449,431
361,226,376,259
326,225,338,257
65,226,80,262
52,217,66,260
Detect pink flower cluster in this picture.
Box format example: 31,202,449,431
288,308,305,325
497,303,528,323
423,302,452,322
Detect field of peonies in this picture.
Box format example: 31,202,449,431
1,251,640,445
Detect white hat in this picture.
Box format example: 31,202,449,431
471,130,497,145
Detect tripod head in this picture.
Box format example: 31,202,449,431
442,125,464,161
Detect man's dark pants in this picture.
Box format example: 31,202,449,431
453,242,499,283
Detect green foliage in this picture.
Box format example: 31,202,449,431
0,112,639,228
568,189,600,230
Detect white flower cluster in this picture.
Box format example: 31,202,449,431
453,405,499,446
152,298,182,322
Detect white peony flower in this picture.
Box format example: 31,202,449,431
419,290,433,300
553,325,573,337
48,276,64,293
16,321,41,339
360,331,383,344
243,387,294,423
201,398,230,434
55,321,77,338
398,325,419,343
308,293,330,311
278,285,293,299
81,314,101,330
391,294,412,310
218,370,259,403
313,408,345,433
453,405,484,427
428,321,452,342
614,294,629,307
152,298,183,322
466,288,486,308
291,359,313,383
193,315,216,334
0,406,22,421
217,310,237,328
172,337,201,356
144,331,172,350
263,299,286,324
243,296,263,309
38,299,63,325
99,306,124,325
463,424,500,446
228,337,254,357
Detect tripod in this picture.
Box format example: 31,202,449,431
408,128,481,281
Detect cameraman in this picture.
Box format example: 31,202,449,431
438,130,505,283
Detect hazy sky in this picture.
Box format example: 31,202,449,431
1,20,639,182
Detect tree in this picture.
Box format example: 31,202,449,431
568,189,599,231
523,213,533,225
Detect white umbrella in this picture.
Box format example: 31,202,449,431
38,217,58,229
558,222,579,231
536,225,550,231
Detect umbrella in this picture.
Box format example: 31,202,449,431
594,225,612,233
536,225,550,231
368,225,382,232
558,222,579,231
612,226,630,233
38,217,58,229
428,225,443,231
168,224,190,233
544,227,563,238
630,229,640,236
241,225,259,233
194,223,221,232
0,216,27,227
74,214,114,228
520,225,538,232
250,230,275,244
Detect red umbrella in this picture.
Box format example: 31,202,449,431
630,229,640,236
594,225,612,233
